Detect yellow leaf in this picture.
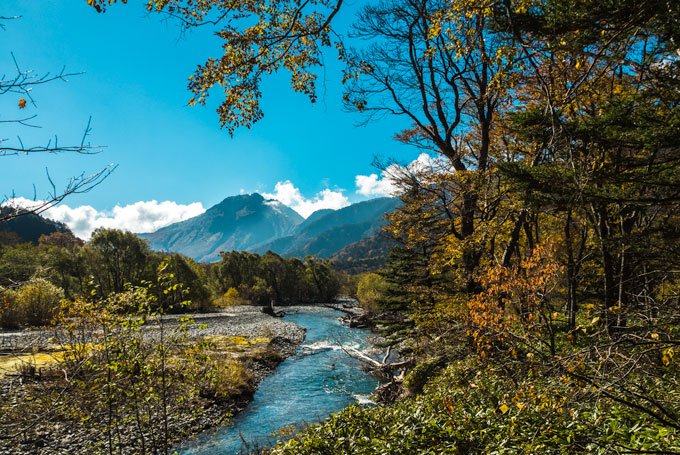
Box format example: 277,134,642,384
499,404,509,414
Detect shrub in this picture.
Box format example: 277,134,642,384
356,273,387,314
201,359,254,400
0,287,20,329
15,279,64,326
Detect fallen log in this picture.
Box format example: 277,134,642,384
339,344,413,403
262,300,285,317
340,344,412,378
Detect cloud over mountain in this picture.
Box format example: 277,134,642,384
262,181,350,218
6,157,449,240
355,173,397,197
47,200,206,239
2,198,207,240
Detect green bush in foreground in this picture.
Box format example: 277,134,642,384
270,357,679,455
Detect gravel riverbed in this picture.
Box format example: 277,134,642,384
0,306,307,455
0,306,306,353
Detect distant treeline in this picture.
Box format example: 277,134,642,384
0,228,350,328
211,250,342,305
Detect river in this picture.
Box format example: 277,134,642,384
179,306,380,455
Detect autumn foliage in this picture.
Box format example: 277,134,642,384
83,0,680,453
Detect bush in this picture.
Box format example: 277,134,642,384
271,356,680,455
201,359,254,400
402,356,446,396
356,272,387,314
0,287,20,329
0,280,64,328
222,287,246,306
15,279,64,326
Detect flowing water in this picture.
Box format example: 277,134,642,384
180,306,380,455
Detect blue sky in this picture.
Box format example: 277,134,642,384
1,0,420,236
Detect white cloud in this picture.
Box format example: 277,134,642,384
262,181,350,218
5,198,206,239
355,153,448,197
1,197,48,213
355,173,398,197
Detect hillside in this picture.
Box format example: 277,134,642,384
250,197,399,258
329,232,396,273
0,207,72,245
139,193,303,262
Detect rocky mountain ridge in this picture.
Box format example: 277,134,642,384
140,193,399,264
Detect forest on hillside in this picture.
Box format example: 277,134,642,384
255,0,680,452
1,0,679,453
0,226,345,328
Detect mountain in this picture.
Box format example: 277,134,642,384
139,194,400,263
139,193,303,262
250,197,400,258
330,232,396,274
295,208,334,231
0,207,72,245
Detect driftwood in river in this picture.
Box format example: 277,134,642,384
341,344,412,378
322,304,373,328
321,303,355,316
340,343,413,403
261,300,285,317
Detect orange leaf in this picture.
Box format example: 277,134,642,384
18,98,27,109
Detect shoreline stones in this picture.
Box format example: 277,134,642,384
0,306,307,455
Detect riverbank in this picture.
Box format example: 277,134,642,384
0,306,306,455
177,305,380,454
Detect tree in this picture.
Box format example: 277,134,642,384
39,232,87,299
356,272,385,314
0,242,42,287
155,252,211,311
87,228,153,295
341,0,538,296
1,15,114,222
497,0,680,333
304,255,340,302
87,0,343,135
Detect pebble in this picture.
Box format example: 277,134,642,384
0,305,307,454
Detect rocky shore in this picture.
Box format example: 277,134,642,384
0,306,307,455
0,306,306,352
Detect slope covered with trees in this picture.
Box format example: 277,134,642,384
330,232,396,274
0,223,346,329
268,0,680,453
0,206,71,244
251,197,399,259
75,0,680,452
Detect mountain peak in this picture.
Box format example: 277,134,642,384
212,192,263,208
140,192,303,262
140,193,399,264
